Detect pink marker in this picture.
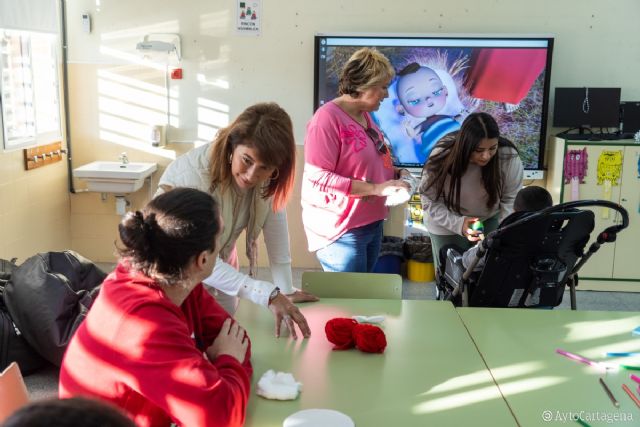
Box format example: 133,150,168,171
556,349,604,369
631,374,640,385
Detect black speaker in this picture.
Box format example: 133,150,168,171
620,101,640,138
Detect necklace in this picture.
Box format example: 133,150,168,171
220,188,247,256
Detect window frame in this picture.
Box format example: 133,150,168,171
0,29,62,152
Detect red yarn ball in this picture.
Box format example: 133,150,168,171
353,323,387,353
325,318,358,350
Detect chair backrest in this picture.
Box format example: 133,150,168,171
470,209,595,308
0,362,29,423
301,272,402,299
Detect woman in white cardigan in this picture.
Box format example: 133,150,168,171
156,103,317,339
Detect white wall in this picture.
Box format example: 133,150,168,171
65,0,640,148
63,0,640,265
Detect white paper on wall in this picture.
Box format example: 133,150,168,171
235,0,261,36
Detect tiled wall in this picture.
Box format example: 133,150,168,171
65,61,324,268
0,148,71,262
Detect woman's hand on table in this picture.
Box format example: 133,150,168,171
268,294,311,339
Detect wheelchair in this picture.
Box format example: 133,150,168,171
436,200,629,310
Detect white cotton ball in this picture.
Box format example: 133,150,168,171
256,369,302,400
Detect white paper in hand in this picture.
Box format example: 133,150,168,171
283,409,354,427
256,370,302,400
384,187,411,206
385,173,418,206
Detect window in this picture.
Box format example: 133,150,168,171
0,29,61,150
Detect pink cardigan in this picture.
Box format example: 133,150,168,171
301,102,395,251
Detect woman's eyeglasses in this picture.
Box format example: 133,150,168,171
365,127,388,155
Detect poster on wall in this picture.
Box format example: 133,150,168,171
235,0,261,36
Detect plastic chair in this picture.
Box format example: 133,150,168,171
0,362,29,423
301,271,402,299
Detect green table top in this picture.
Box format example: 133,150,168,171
235,299,516,427
457,307,640,427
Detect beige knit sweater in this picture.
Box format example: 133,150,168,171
420,146,524,236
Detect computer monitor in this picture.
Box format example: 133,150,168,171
553,88,621,130
620,101,640,136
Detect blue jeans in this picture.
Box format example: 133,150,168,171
316,220,384,272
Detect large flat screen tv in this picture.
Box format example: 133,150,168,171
314,33,554,171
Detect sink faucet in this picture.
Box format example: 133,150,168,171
119,152,129,165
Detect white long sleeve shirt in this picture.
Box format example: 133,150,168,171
156,144,294,308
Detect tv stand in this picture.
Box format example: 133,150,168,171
557,127,593,140
558,130,622,141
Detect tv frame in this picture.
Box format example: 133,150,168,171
313,33,555,172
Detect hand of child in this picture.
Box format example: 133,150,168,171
207,318,249,364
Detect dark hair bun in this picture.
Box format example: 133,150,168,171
119,211,154,258
116,188,221,284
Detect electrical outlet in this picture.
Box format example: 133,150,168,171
523,170,545,180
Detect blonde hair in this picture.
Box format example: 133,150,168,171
338,47,395,97
208,103,295,211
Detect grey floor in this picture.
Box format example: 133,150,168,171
23,266,640,401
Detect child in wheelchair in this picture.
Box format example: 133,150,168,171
437,186,552,305
461,186,552,272
435,186,627,309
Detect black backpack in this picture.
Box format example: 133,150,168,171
4,251,105,366
0,258,48,375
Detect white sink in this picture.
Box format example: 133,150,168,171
73,161,158,193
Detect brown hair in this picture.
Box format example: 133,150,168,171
420,112,518,214
338,47,395,97
118,188,221,286
208,102,295,211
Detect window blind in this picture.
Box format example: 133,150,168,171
0,0,58,34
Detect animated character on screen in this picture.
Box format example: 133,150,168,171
394,63,463,163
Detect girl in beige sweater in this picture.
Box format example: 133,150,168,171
419,112,524,271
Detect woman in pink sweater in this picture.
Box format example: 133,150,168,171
60,188,252,427
302,47,411,272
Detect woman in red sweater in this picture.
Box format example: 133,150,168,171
59,188,252,427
